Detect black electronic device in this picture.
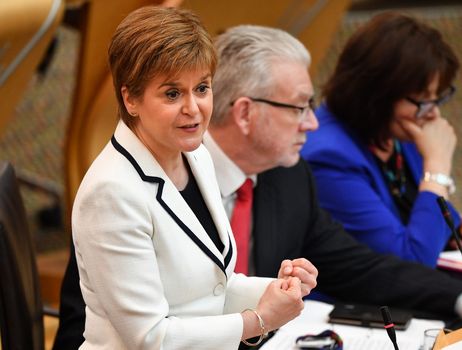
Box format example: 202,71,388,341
328,303,412,330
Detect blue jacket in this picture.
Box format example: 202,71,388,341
301,104,460,267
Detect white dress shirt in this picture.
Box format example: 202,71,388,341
203,132,257,275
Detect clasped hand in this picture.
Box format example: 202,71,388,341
278,258,318,297
254,258,317,333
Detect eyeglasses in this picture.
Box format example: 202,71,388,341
249,97,315,121
231,96,315,121
405,85,456,119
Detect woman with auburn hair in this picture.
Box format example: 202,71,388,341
302,11,460,267
72,6,315,349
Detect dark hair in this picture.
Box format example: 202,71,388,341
108,6,217,128
323,11,459,147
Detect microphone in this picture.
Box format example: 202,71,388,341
380,306,400,350
436,196,462,256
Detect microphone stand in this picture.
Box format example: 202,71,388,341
437,196,462,256
380,306,400,350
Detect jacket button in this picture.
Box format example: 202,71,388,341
213,283,224,296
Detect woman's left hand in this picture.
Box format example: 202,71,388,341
278,258,318,297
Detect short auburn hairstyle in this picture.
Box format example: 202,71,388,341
323,11,459,148
108,6,217,128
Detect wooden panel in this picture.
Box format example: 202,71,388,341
37,249,69,305
44,315,59,350
80,74,118,170
182,0,351,76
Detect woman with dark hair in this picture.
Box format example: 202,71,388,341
301,11,460,267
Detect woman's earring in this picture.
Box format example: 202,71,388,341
130,111,138,117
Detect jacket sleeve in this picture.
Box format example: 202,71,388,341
304,145,452,267
300,160,462,318
224,273,273,314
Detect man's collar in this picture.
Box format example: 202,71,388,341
203,131,257,197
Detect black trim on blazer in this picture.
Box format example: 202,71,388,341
111,136,229,277
224,234,233,269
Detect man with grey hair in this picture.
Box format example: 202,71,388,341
205,24,462,319
54,25,462,350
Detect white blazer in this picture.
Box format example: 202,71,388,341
73,121,272,350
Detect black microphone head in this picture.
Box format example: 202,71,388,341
380,306,392,325
380,306,400,350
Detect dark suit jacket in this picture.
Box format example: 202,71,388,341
252,160,462,314
53,159,462,349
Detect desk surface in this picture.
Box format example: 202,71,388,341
261,300,444,350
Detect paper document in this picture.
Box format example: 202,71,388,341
438,250,462,272
442,340,462,350
260,300,444,350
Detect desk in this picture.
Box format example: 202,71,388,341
261,301,444,350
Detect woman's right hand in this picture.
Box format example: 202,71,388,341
257,277,304,331
241,277,304,341
400,115,457,175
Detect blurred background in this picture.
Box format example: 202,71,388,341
1,0,461,347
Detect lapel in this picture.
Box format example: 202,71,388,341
111,121,232,277
401,142,422,185
185,152,234,271
354,136,399,215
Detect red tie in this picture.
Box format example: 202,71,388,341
231,178,253,275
